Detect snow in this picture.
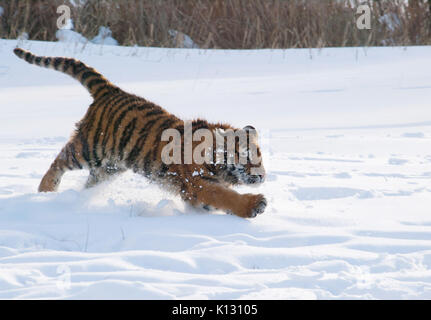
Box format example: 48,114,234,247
17,32,29,41
1,39,431,299
91,27,118,46
168,29,199,49
56,29,88,44
56,23,118,46
61,17,74,31
55,18,89,44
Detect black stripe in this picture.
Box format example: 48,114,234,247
101,97,137,138
93,82,118,99
63,59,73,73
69,143,83,169
139,118,176,176
84,99,112,167
43,57,51,67
118,117,137,160
125,119,159,167
112,104,162,151
53,58,62,70
111,104,143,156
158,118,177,134
157,163,169,177
173,122,187,164
113,104,139,135
81,71,99,82
34,57,42,65
142,151,153,177
101,95,133,131
192,123,209,132
101,99,154,158
80,97,109,135
87,78,105,90
174,122,184,135
73,61,85,75
101,97,139,157
174,122,186,163
192,119,209,132
24,52,32,62
151,118,177,161
14,48,24,57
78,132,91,165
104,96,145,125
92,93,126,164
145,109,165,118
175,121,186,164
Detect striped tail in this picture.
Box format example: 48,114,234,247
13,48,116,99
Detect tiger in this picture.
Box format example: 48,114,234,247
13,48,267,218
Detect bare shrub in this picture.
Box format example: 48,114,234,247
1,0,431,48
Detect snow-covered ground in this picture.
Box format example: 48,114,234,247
0,39,430,299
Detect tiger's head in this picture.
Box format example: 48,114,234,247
215,125,266,186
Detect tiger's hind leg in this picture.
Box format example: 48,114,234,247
38,141,85,192
85,164,126,189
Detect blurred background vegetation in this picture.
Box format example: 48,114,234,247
1,0,431,49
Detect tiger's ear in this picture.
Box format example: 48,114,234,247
243,125,258,140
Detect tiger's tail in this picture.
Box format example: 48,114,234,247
13,48,116,99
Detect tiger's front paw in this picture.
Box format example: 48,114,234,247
246,194,267,218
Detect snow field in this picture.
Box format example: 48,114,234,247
0,40,431,299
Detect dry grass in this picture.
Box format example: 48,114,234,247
1,0,431,49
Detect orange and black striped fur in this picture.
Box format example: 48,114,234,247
14,48,267,218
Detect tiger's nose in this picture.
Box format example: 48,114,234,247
248,173,265,184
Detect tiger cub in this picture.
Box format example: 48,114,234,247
14,48,267,218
